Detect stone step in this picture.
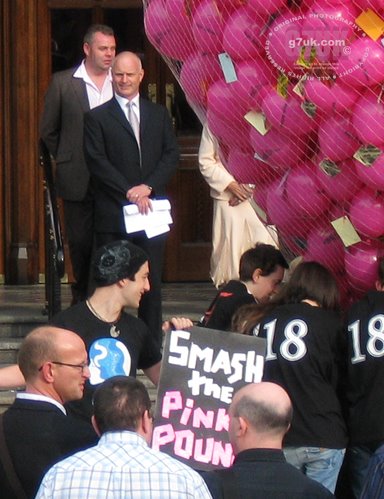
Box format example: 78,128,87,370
0,390,17,414
0,305,47,338
0,339,22,364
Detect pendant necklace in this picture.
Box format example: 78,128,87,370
86,299,121,338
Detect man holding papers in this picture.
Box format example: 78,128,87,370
84,51,179,347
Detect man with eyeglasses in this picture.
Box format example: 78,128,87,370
0,326,98,499
36,376,212,499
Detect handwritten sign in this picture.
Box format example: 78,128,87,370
152,326,266,470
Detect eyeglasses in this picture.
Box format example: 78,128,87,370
38,361,89,373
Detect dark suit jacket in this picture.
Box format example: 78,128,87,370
84,96,179,233
40,67,91,201
0,398,97,498
202,449,335,499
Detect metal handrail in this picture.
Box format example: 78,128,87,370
39,139,64,318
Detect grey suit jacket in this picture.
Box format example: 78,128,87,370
40,67,91,201
84,96,179,233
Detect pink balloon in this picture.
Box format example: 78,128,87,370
180,52,221,106
250,127,307,170
261,88,316,138
345,240,382,293
337,38,384,88
144,0,195,61
266,180,315,252
247,0,285,17
316,158,362,202
303,78,359,113
223,7,266,61
192,0,227,54
207,111,251,151
301,3,357,64
265,12,303,75
353,88,384,147
231,59,274,111
318,114,360,162
286,162,330,218
207,79,241,121
355,154,384,191
357,0,384,12
349,187,384,238
304,223,345,273
227,148,279,184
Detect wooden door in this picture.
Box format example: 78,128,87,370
46,1,212,282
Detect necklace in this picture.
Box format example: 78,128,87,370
86,299,121,338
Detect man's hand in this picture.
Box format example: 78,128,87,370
127,184,153,214
162,317,194,333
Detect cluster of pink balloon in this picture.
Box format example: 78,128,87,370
144,0,384,303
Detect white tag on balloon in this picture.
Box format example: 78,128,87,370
218,52,237,83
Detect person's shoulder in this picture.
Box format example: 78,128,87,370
348,290,384,318
86,97,116,118
51,66,79,83
148,447,205,479
50,301,87,327
220,280,247,293
120,310,148,330
54,413,97,442
140,97,169,116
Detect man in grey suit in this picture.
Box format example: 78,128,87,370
40,25,116,304
83,51,179,348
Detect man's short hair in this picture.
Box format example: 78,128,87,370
93,376,152,434
83,24,114,44
233,394,292,435
239,243,288,281
17,327,58,380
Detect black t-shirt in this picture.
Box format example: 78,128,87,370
199,280,255,331
51,302,162,421
346,290,384,446
255,302,347,448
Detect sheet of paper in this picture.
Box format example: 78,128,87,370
331,216,361,247
123,199,173,238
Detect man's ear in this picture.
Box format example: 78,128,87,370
237,416,248,437
91,415,102,437
375,280,384,291
83,42,90,57
140,409,153,444
252,268,262,283
40,362,55,383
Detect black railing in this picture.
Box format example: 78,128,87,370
39,139,65,319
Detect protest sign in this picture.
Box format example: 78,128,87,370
152,326,266,470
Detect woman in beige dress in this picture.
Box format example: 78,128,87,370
198,124,276,288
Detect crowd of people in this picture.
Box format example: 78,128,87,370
0,238,383,498
0,21,382,499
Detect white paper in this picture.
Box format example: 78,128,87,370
123,199,173,239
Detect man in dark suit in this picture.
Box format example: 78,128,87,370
202,382,334,499
0,326,97,498
40,25,116,304
84,51,179,347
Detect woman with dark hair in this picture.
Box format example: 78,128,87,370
235,261,347,494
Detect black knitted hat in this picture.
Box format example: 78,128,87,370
93,240,148,286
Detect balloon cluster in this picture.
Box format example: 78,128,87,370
144,0,384,303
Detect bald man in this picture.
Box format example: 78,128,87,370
0,327,97,498
202,382,334,498
84,51,179,348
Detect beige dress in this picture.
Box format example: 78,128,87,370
198,125,276,288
